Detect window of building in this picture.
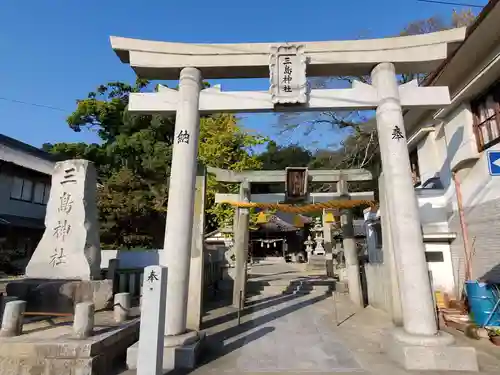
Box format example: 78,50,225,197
21,179,33,201
10,177,33,201
10,177,24,200
471,82,500,151
10,177,49,205
409,149,421,187
43,185,50,204
33,182,50,204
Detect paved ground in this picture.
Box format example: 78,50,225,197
121,261,500,374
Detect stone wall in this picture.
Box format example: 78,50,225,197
449,198,500,291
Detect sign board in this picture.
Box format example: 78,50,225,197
487,151,500,176
269,45,307,105
285,167,308,202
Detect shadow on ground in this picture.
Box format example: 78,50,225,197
180,285,332,374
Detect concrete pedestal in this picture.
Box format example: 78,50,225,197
6,279,113,313
0,316,139,375
127,331,206,371
384,328,478,371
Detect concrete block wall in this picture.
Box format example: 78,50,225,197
449,198,500,291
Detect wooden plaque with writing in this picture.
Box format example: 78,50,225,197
285,167,308,202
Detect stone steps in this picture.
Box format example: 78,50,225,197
247,278,335,297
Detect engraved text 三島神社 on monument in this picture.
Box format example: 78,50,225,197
25,159,101,280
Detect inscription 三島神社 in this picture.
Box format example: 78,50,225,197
176,130,190,144
392,126,404,141
50,191,74,266
61,167,77,185
58,192,74,214
281,56,293,93
50,247,65,267
53,219,71,241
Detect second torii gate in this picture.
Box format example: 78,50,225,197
208,166,374,308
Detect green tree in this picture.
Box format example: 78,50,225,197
45,81,265,248
257,141,313,170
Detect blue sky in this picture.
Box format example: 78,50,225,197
0,0,484,150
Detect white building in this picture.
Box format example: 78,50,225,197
365,1,500,308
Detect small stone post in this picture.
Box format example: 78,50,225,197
0,296,18,324
161,67,202,337
73,302,95,339
0,300,26,337
137,266,168,375
114,293,131,323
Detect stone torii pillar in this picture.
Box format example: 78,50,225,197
371,63,476,370
232,180,250,308
161,67,203,345
338,179,363,308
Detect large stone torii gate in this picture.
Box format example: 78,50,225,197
111,28,478,371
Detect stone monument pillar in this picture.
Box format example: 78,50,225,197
161,67,202,340
25,159,101,280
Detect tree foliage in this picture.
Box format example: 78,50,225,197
258,141,313,170
45,81,265,249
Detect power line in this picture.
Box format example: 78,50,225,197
416,0,485,8
0,96,68,112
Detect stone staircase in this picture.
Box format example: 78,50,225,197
247,277,335,297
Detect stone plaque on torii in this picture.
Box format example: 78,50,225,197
269,45,307,105
110,28,478,371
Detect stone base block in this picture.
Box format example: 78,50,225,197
0,318,139,375
6,278,113,313
127,331,206,371
385,328,479,371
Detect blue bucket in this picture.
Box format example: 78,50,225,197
465,281,500,327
